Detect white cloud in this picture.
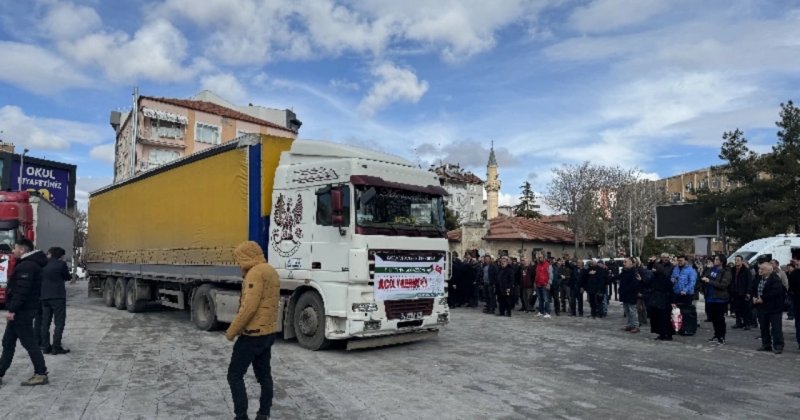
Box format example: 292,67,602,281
0,105,105,151
40,2,102,40
329,79,360,91
75,175,114,209
358,62,429,116
569,0,672,33
200,73,248,104
59,19,199,82
89,144,115,165
0,41,90,94
155,0,557,64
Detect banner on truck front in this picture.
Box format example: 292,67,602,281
373,253,446,300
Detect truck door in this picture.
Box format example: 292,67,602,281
269,189,313,275
311,185,351,278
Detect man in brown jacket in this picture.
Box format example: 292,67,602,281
226,241,280,420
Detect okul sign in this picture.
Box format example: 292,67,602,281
10,161,71,210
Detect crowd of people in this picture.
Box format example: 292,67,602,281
449,250,800,354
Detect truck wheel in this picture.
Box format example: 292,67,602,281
126,279,146,313
103,278,116,307
293,291,330,351
192,284,221,331
114,278,128,310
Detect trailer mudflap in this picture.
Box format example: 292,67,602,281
346,330,438,351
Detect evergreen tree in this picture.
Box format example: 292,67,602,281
444,205,460,231
514,181,541,219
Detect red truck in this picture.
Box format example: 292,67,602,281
0,191,74,305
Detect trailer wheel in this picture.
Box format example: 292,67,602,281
103,278,116,307
114,278,128,310
126,279,146,313
192,284,221,331
293,291,330,351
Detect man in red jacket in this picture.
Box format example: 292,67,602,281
534,255,552,318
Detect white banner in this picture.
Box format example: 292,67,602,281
373,254,446,300
0,257,9,285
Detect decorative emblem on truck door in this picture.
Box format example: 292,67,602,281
271,193,304,257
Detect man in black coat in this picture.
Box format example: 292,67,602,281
788,260,800,350
0,239,49,386
496,256,515,317
752,262,786,354
481,255,498,314
647,253,674,341
40,247,72,355
585,260,607,318
567,260,584,316
731,255,754,330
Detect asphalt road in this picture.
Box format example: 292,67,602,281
0,282,797,419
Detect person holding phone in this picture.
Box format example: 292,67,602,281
700,255,732,344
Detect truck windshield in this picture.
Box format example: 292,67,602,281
0,229,16,253
355,186,445,234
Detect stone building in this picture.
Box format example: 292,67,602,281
448,216,599,260
430,163,484,224
447,144,597,260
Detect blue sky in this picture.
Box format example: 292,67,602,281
1,0,798,210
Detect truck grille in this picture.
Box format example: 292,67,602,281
384,299,434,320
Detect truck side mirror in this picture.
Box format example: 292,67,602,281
331,188,344,227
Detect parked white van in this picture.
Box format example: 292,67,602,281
727,234,800,266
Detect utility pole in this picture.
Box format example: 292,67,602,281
18,148,29,191
628,196,633,257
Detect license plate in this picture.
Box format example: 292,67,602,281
399,312,423,321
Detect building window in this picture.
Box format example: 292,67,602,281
470,196,474,206
151,118,185,139
671,192,682,203
699,178,708,190
148,149,180,168
196,123,220,144
711,178,720,190
685,182,693,192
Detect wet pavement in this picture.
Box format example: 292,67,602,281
0,282,798,419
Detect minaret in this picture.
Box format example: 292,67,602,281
485,141,500,219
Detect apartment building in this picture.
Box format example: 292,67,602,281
111,90,300,182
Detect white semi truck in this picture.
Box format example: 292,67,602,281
86,134,451,350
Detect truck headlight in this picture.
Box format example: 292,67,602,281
438,297,448,306
364,320,381,331
352,303,378,312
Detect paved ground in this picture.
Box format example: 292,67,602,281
0,282,798,420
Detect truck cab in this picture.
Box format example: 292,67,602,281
0,191,34,304
270,141,450,350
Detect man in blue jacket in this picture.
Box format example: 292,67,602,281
671,255,698,336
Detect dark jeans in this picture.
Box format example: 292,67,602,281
674,295,697,335
0,310,48,376
587,292,599,317
41,299,67,348
536,286,550,315
228,334,276,419
706,301,727,339
757,311,783,350
484,283,497,312
550,283,560,315
33,306,42,347
570,288,583,315
732,295,752,326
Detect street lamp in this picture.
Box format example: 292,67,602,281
18,148,29,192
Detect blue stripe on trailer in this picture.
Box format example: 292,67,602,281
248,143,265,253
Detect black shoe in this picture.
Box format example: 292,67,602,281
52,346,70,355
743,326,750,331
773,347,782,354
732,324,743,329
255,414,269,420
717,337,725,345
757,346,773,352
707,336,718,342
41,346,52,355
